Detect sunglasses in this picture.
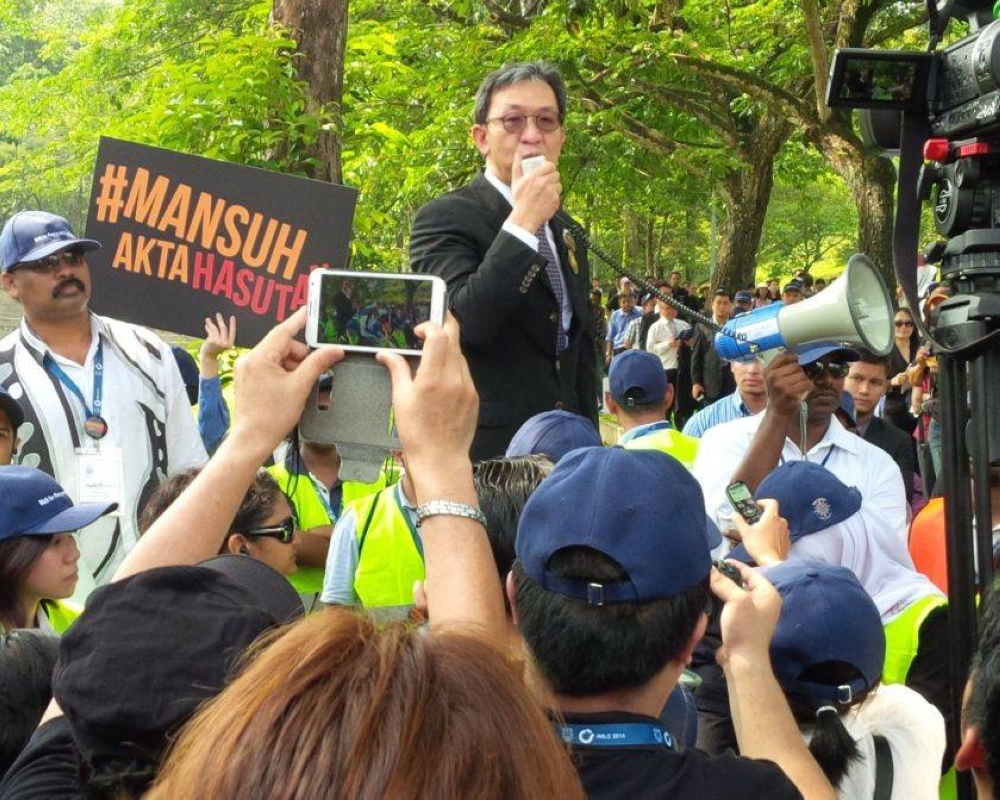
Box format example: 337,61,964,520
894,320,914,327
485,112,562,133
13,249,86,274
246,516,296,544
802,360,850,380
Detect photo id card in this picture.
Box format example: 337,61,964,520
75,447,124,513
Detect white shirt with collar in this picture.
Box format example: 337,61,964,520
0,314,207,594
483,168,572,334
693,411,908,556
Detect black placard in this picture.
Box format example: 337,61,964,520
85,137,357,346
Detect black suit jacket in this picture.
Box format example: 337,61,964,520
410,172,598,460
690,323,735,404
863,415,916,503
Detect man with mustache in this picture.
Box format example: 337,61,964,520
693,346,909,560
0,211,206,594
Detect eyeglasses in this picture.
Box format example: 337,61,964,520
802,361,850,380
245,516,296,544
485,112,562,134
894,320,914,327
13,250,85,274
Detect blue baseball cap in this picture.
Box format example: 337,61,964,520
505,410,601,462
792,343,860,365
734,290,753,303
0,388,24,431
516,447,711,605
0,466,117,541
765,560,885,704
609,350,668,407
1,211,101,272
782,280,803,294
728,461,862,563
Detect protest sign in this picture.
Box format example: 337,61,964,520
85,137,357,345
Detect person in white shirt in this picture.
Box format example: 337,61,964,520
646,298,691,391
0,211,207,592
693,346,908,557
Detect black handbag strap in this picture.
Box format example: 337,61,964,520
872,734,894,800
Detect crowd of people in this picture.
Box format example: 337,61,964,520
0,59,998,800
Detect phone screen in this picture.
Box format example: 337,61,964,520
726,482,753,505
315,274,435,350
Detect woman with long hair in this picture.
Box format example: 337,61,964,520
0,467,115,634
884,306,920,435
148,611,583,799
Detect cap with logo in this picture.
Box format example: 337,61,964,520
764,559,885,705
1,211,101,272
0,466,117,542
727,461,862,563
505,410,602,463
0,388,24,431
516,447,711,605
609,350,668,407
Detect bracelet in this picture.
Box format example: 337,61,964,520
415,500,488,528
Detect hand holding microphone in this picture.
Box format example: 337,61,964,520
509,153,562,232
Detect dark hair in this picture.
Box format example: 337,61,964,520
473,455,553,582
139,468,287,554
786,661,875,788
0,629,60,775
512,548,709,696
966,589,1000,790
0,537,53,633
148,612,584,799
852,348,890,374
713,289,732,301
473,61,567,124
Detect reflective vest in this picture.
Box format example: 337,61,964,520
622,427,700,470
268,463,392,597
351,486,424,612
882,594,949,685
40,599,81,634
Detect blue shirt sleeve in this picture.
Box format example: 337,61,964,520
198,375,230,455
321,509,360,606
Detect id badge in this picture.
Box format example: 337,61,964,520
75,447,124,513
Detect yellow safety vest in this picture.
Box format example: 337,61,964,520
622,428,700,470
882,594,949,686
351,486,424,612
39,599,82,634
268,463,392,597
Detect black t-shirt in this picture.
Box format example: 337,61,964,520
563,711,802,800
0,717,82,800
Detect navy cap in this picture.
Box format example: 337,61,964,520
516,447,711,604
728,461,861,563
0,466,116,541
609,350,668,407
1,211,100,272
765,560,885,704
506,410,601,462
0,387,24,431
735,290,753,303
782,280,803,294
793,343,861,365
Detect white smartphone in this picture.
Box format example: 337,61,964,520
306,269,447,356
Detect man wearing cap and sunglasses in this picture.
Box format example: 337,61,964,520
0,211,207,593
694,346,909,562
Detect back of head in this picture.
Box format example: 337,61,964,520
505,411,601,463
608,350,667,419
148,611,583,799
513,447,711,696
473,454,553,581
0,630,60,776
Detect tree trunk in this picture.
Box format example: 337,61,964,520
812,124,897,294
713,115,792,293
272,0,348,183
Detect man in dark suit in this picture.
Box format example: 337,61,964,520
845,350,917,503
690,290,736,406
410,62,598,460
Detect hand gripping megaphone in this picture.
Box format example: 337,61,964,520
715,255,895,363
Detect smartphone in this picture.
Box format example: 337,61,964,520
713,559,745,588
725,481,762,525
306,269,447,356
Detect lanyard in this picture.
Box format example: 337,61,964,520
44,341,106,439
556,722,674,750
780,446,833,468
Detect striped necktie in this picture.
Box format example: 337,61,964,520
536,224,568,353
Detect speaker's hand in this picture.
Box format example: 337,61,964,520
763,351,812,418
